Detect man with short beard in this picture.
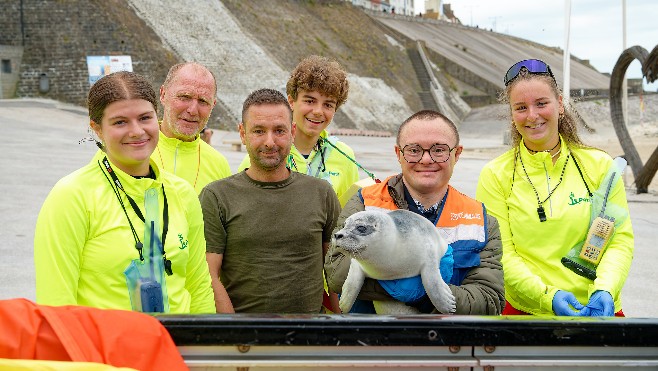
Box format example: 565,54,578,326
200,88,340,314
152,62,231,194
238,55,359,202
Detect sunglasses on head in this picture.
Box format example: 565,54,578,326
504,59,556,86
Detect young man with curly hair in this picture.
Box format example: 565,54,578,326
240,55,359,202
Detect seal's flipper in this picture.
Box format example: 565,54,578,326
339,259,366,313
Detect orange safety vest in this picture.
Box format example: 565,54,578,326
360,177,487,284
0,298,187,371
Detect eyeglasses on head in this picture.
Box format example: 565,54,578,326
504,59,556,86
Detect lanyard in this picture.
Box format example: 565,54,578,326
287,137,381,183
319,137,381,183
99,157,171,275
518,153,570,222
511,147,592,223
308,142,328,177
155,140,202,189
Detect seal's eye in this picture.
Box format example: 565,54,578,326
355,225,370,235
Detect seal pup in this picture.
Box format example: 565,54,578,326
333,209,456,314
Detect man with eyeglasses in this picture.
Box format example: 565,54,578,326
325,110,505,315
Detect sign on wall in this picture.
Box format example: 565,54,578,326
86,55,133,86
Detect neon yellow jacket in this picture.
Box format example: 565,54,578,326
238,130,359,200
152,131,231,194
476,140,634,315
35,150,215,313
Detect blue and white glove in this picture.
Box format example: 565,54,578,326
580,290,615,317
552,290,585,316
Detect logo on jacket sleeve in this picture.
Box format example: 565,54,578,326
178,234,189,250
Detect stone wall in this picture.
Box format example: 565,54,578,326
0,0,178,106
0,45,23,98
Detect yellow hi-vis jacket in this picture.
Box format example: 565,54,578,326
152,131,231,194
35,150,215,313
477,141,634,315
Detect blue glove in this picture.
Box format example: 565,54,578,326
379,244,454,303
552,290,585,316
580,290,615,317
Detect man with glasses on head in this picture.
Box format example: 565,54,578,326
325,110,504,314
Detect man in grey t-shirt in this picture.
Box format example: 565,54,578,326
200,88,340,313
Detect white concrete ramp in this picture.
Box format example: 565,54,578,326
127,0,288,122
376,15,610,90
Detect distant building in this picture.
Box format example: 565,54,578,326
424,0,442,18
346,0,423,16
422,1,459,22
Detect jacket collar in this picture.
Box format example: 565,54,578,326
92,150,163,198
386,173,408,209
519,134,570,168
158,130,200,153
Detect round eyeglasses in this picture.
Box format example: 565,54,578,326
400,143,455,163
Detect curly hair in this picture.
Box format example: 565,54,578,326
87,71,157,124
499,69,585,148
286,55,349,109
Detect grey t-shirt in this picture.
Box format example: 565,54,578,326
200,171,340,313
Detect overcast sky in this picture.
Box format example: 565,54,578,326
445,0,658,90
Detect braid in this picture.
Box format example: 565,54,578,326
87,71,157,124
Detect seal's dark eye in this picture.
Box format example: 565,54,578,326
356,225,368,234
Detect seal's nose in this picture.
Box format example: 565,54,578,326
334,232,343,240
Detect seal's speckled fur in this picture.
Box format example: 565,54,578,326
333,209,456,314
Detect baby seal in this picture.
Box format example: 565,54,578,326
333,209,456,314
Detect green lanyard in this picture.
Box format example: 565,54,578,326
287,137,381,183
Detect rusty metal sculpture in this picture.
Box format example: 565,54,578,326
609,45,658,193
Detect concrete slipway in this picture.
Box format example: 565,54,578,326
375,13,610,91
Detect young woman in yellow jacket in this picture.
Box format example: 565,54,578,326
34,71,215,313
476,59,633,316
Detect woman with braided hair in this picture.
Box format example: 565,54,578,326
35,71,215,313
